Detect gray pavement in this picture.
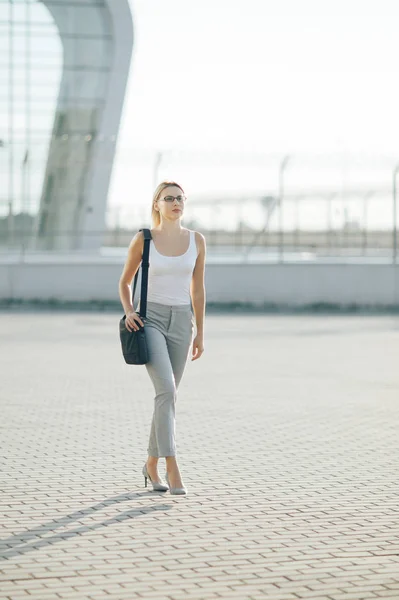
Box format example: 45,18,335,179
1,311,399,600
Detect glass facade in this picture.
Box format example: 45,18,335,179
0,0,132,251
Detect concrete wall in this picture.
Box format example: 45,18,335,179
1,259,399,308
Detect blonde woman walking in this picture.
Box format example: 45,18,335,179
119,181,206,495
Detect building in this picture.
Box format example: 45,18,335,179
1,0,133,251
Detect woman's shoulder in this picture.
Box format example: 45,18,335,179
133,228,154,240
190,230,206,256
128,230,142,244
128,229,146,254
191,230,206,244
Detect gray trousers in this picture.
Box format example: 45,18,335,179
139,301,194,458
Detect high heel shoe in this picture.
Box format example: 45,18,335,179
142,463,169,492
165,471,187,495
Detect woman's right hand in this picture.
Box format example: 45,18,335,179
125,311,145,332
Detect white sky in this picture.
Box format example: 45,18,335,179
120,0,398,153
106,0,399,226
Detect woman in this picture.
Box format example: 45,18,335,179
118,180,206,496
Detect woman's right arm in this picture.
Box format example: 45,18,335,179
118,231,145,330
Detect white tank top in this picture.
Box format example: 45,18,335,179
146,230,198,306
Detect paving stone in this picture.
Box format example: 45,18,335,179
1,312,399,600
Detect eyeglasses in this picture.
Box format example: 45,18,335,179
161,194,186,203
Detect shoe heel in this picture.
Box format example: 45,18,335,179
142,462,168,492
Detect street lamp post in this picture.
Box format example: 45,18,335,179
393,164,399,264
153,151,163,190
362,191,374,256
278,155,291,263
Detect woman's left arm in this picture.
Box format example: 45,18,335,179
190,232,206,361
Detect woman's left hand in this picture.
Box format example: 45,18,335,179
191,335,204,361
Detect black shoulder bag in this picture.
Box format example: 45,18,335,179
119,228,152,365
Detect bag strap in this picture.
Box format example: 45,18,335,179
132,228,152,318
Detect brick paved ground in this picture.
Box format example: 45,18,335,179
1,311,399,600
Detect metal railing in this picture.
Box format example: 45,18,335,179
1,155,399,264
1,224,398,265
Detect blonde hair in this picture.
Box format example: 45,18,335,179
151,180,185,228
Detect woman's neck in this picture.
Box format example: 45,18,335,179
155,221,184,235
